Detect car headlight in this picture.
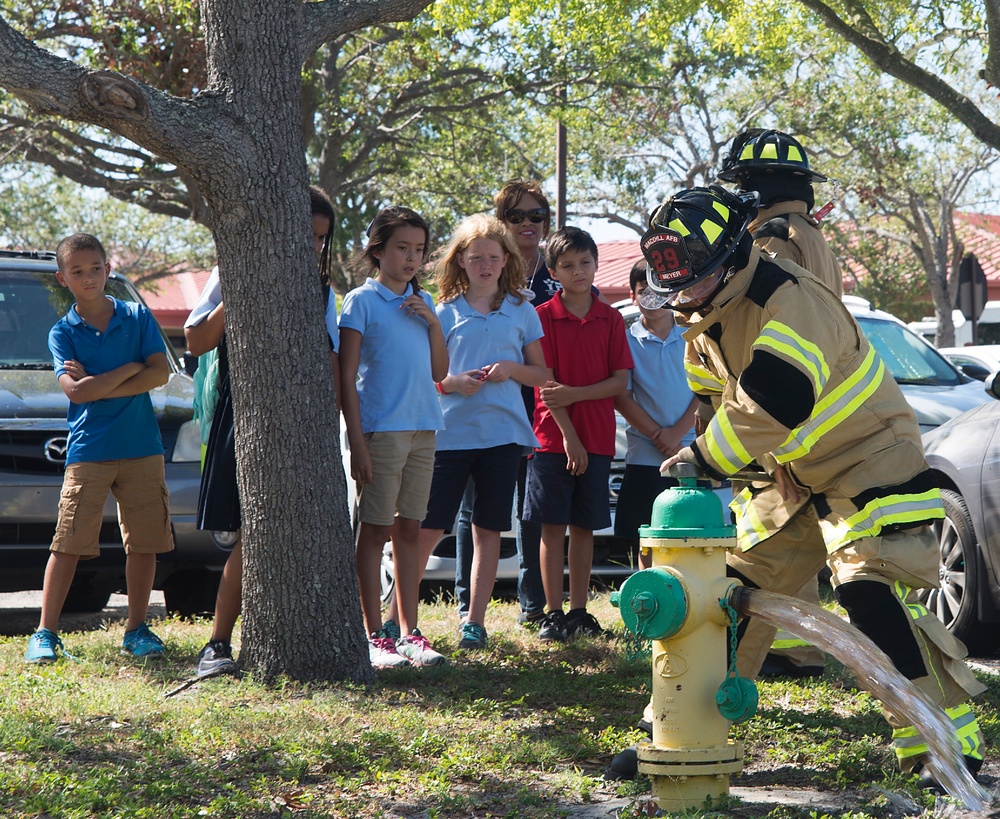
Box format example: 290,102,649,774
171,419,202,463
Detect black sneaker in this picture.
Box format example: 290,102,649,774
604,745,639,781
913,755,982,794
566,608,606,638
538,610,569,643
195,640,238,679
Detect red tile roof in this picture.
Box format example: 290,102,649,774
594,240,642,304
957,212,1000,298
137,268,215,334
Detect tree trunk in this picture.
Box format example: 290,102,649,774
190,0,372,683
909,193,956,349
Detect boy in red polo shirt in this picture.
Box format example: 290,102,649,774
522,227,633,642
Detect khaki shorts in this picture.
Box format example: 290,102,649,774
357,430,436,526
52,455,175,558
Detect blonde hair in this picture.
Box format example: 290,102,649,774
433,214,526,312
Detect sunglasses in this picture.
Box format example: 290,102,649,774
504,207,548,225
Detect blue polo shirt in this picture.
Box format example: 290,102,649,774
49,297,166,465
624,318,695,466
435,294,543,450
339,278,444,433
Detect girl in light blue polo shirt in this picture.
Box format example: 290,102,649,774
339,206,449,670
418,214,547,650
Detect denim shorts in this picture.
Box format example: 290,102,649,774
422,444,522,533
522,451,612,530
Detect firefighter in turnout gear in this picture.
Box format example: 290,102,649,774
715,129,845,678
719,129,842,294
648,185,985,789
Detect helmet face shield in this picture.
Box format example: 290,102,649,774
664,267,726,308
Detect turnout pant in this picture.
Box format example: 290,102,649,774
726,504,985,772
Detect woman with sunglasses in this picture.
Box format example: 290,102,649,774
487,180,558,628
495,179,555,305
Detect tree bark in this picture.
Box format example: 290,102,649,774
186,0,371,683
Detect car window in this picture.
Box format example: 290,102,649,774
855,315,964,387
0,271,157,369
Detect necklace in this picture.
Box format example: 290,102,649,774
528,250,541,281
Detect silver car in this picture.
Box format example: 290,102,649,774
921,376,1000,654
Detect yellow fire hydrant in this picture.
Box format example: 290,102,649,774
612,464,757,811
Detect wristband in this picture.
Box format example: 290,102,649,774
436,382,450,395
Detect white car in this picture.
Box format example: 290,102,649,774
937,345,1000,383
616,295,991,434
842,297,993,432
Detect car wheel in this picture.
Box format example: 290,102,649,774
62,580,113,613
163,569,221,619
920,489,1000,655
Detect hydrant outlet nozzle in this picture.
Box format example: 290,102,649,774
729,585,752,617
616,567,687,640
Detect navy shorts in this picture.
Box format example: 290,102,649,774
421,444,522,533
522,451,612,530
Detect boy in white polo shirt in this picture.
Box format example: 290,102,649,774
613,259,699,569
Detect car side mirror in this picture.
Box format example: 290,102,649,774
985,371,1000,400
959,363,992,382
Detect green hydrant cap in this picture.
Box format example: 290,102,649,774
716,676,759,723
640,463,735,539
616,567,687,640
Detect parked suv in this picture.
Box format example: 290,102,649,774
0,250,232,615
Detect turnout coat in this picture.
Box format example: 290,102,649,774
681,246,943,552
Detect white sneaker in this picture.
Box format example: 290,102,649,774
369,633,409,669
395,628,446,666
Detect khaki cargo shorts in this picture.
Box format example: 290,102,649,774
51,455,175,558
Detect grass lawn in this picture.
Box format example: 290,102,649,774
1,593,997,818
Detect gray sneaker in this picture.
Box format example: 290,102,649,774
195,640,238,678
395,628,446,666
369,632,410,669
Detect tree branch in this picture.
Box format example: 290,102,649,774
300,0,433,61
0,15,226,167
795,0,1000,151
